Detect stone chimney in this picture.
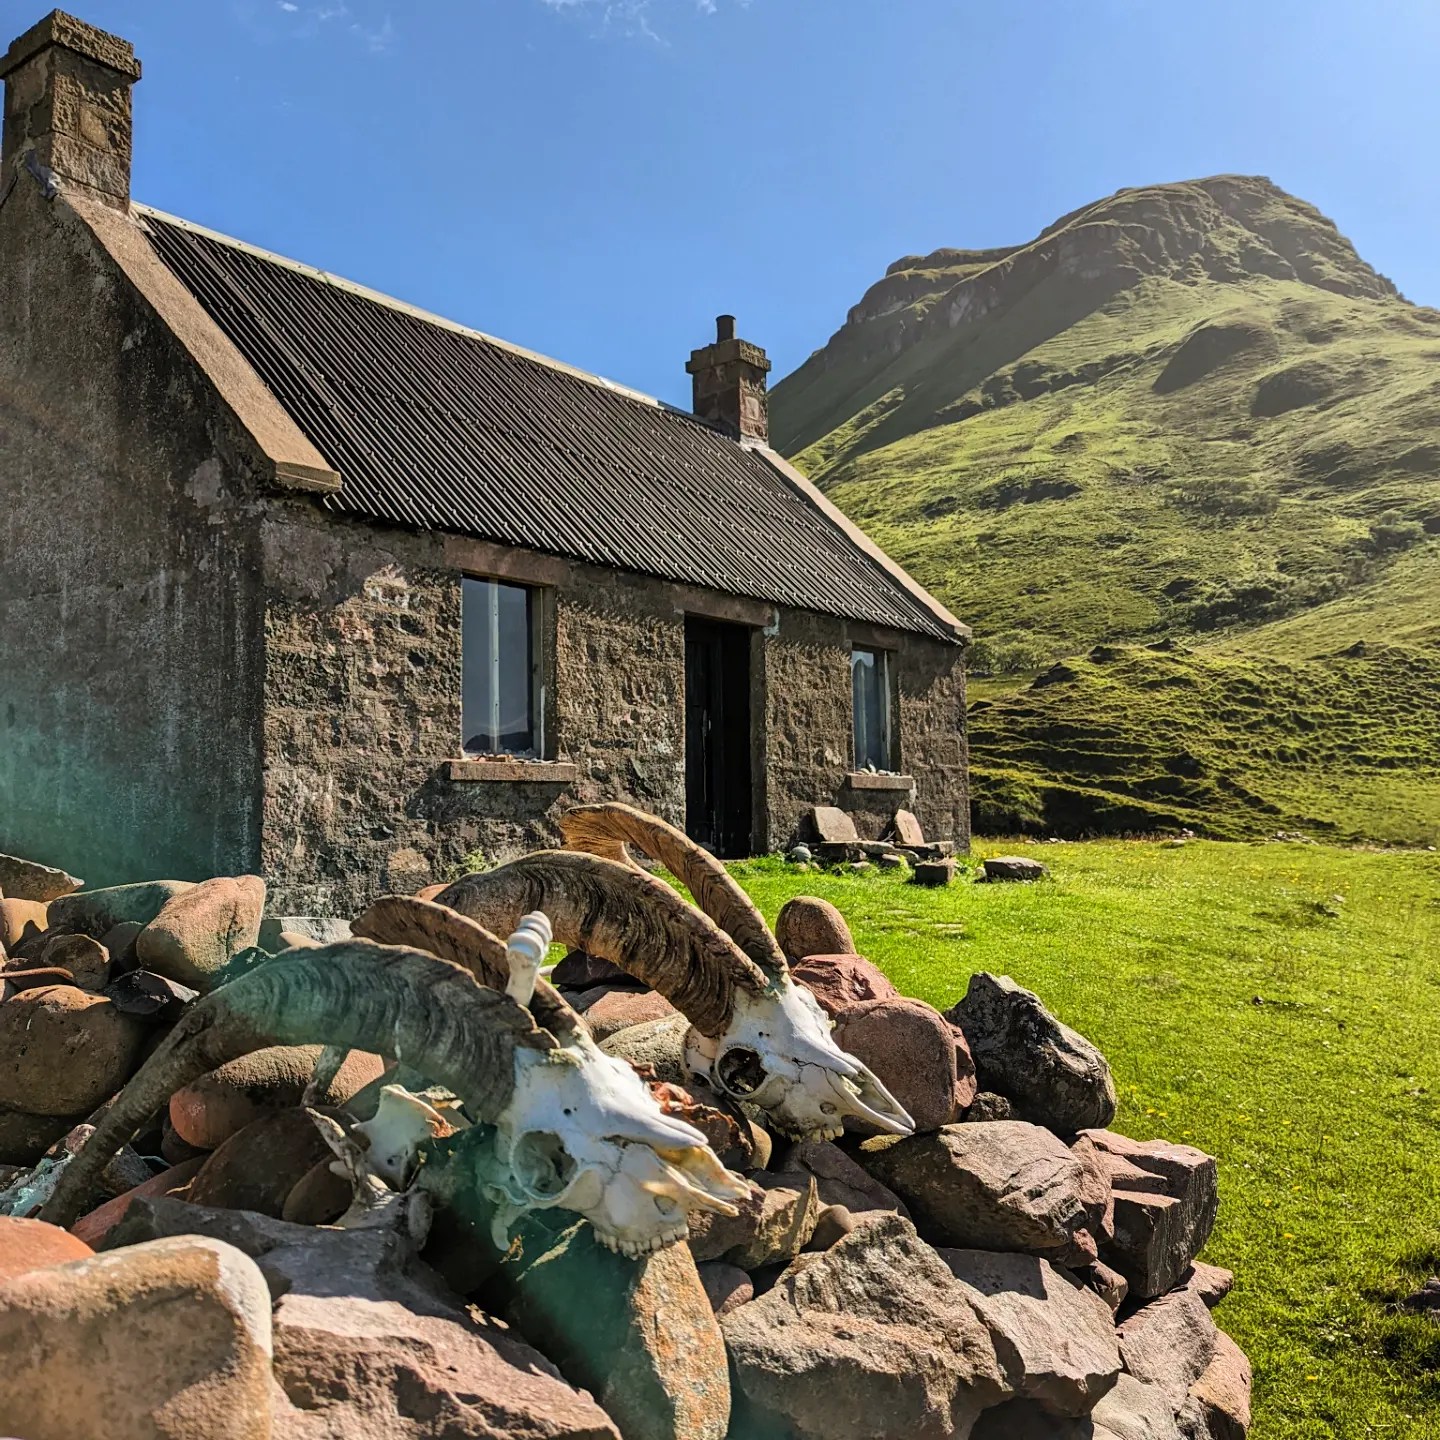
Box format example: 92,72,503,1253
686,315,772,444
0,11,141,209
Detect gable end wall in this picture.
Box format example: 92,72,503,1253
0,179,267,884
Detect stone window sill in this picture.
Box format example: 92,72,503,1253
846,771,915,792
445,759,578,783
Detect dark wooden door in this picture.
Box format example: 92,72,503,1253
684,618,753,857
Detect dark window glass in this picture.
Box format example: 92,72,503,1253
852,647,893,770
462,578,536,756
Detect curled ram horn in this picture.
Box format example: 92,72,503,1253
437,847,914,1143
352,895,583,1045
558,802,788,978
37,942,748,1257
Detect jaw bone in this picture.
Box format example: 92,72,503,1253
685,976,915,1142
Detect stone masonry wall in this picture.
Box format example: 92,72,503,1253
0,178,267,887
260,501,968,915
761,611,969,852
259,505,697,914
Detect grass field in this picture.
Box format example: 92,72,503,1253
731,839,1440,1440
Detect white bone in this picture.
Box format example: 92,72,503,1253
684,974,915,1142
355,1084,452,1188
505,911,552,1009
486,1014,750,1256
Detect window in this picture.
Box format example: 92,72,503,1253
851,647,895,771
462,578,542,757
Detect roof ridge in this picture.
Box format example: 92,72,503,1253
130,202,724,430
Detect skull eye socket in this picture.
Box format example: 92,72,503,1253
513,1130,578,1199
716,1046,768,1097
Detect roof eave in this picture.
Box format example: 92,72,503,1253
745,443,971,645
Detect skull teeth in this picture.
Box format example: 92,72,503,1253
593,1226,690,1258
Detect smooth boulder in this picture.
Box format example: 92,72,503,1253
0,984,148,1117
584,987,677,1042
597,1011,692,1086
697,1261,753,1317
0,1234,274,1440
135,875,266,991
775,896,856,962
0,1215,94,1280
498,1213,731,1440
862,1122,1099,1263
170,1043,386,1150
47,880,194,938
0,852,81,902
790,953,899,1017
187,1107,337,1218
722,1213,1010,1440
947,973,1117,1133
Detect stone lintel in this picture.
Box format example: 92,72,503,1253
441,535,573,589
670,583,775,629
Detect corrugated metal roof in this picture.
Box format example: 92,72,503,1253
136,207,956,641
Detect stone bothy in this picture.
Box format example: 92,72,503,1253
0,12,971,913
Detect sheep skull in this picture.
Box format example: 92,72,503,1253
685,976,915,1142
484,1029,750,1258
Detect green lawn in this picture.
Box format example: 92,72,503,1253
731,839,1440,1440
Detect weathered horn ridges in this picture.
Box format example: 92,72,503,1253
558,802,789,981
40,942,554,1228
437,851,770,1038
351,894,587,1045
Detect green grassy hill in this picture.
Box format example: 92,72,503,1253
772,176,1440,844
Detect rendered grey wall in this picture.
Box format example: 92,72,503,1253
0,179,266,885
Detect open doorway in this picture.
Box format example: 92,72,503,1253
684,616,753,857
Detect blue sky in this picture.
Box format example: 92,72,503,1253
17,0,1439,407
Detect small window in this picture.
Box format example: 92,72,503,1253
462,578,542,757
851,647,895,771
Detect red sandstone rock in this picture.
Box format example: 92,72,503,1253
170,1044,385,1150
71,1157,207,1248
585,987,677,1041
790,953,898,1017
834,996,961,1132
187,1108,338,1218
0,985,148,1117
0,897,49,951
38,932,111,991
0,1215,94,1280
0,1234,275,1439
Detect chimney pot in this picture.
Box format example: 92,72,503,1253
1,10,142,209
686,315,773,445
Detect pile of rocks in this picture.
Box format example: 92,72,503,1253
0,850,1250,1440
